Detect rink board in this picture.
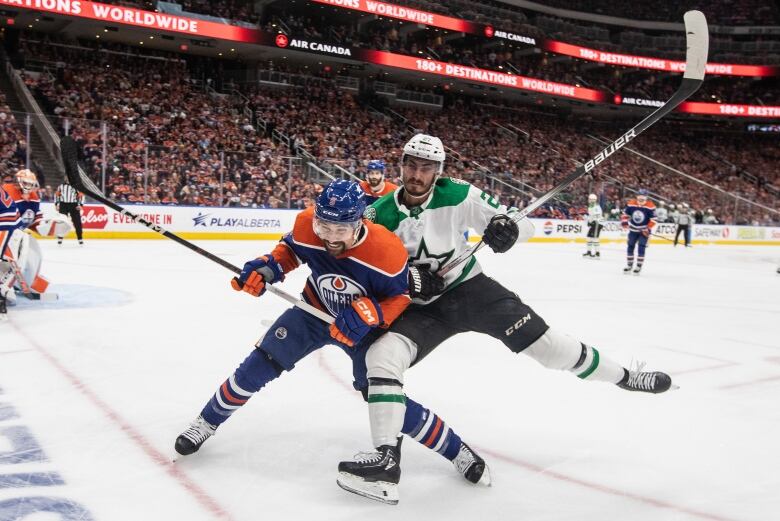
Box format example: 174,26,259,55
1,239,779,521
39,203,780,245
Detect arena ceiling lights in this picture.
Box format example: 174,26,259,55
311,0,779,78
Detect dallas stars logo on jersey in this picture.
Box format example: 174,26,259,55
410,238,453,273
367,177,521,302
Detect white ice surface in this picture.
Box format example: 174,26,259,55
1,239,779,521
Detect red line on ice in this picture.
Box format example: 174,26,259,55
316,351,739,521
12,324,233,521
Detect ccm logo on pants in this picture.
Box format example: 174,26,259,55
505,313,532,336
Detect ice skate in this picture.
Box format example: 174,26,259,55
452,442,491,486
623,264,633,274
633,266,642,275
0,295,7,320
174,415,217,456
582,252,593,258
593,252,601,260
337,444,400,505
617,364,674,393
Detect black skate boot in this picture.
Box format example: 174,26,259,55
0,295,7,320
175,415,217,456
623,264,633,274
617,365,673,394
452,442,492,486
633,265,642,275
594,252,601,260
582,252,592,258
337,444,401,505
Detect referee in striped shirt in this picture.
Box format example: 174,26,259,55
55,182,85,245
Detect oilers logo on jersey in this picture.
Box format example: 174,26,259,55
631,209,646,225
316,274,366,316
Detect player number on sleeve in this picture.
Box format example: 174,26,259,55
479,191,500,209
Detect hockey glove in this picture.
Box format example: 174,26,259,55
329,296,384,348
230,255,284,297
641,228,651,238
408,264,445,300
482,214,519,253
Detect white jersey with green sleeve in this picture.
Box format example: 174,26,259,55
365,177,534,303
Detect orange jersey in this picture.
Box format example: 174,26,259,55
1,183,41,231
359,180,398,204
268,207,410,326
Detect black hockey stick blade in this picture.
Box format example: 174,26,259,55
438,11,709,276
58,137,334,323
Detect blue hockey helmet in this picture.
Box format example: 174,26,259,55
367,159,385,173
637,188,649,196
315,180,367,225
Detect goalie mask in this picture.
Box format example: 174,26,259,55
15,169,39,195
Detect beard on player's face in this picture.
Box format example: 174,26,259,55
402,159,438,198
366,173,383,188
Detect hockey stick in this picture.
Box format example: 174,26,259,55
58,136,335,324
438,10,709,277
650,232,675,243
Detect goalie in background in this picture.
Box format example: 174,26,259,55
0,169,51,317
55,181,85,245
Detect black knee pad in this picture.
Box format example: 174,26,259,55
368,376,403,388
258,348,285,377
572,343,588,370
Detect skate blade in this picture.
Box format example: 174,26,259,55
337,473,399,505
475,464,493,487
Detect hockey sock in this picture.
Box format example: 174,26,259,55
402,398,462,461
594,239,600,253
636,256,645,269
200,349,283,426
572,344,625,383
626,255,634,267
368,378,407,448
524,328,625,384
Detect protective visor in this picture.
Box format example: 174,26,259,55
313,216,360,243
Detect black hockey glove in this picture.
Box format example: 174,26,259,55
408,265,445,300
482,214,519,253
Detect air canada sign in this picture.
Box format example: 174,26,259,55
276,37,352,56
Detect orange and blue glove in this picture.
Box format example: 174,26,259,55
230,255,284,297
642,228,651,238
329,296,384,348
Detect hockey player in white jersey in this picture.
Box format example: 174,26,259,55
582,193,605,259
337,134,674,504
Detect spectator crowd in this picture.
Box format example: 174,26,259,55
1,31,777,226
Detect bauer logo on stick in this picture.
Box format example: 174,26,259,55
584,129,636,173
